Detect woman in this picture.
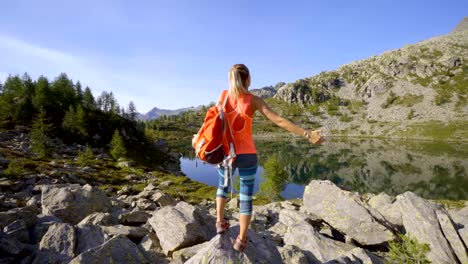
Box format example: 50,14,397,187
215,64,323,252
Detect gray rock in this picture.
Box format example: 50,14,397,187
279,245,309,264
138,233,168,263
75,225,108,255
100,225,149,239
38,223,76,262
458,227,468,249
325,248,382,264
3,219,29,243
0,230,24,255
284,222,355,263
448,205,468,229
397,192,460,264
117,185,131,195
33,214,63,243
0,205,37,229
134,198,157,210
185,225,282,264
172,241,210,264
41,184,113,224
143,183,158,192
226,197,239,210
116,159,134,168
435,209,468,264
159,180,173,187
279,208,321,227
118,210,151,225
151,191,176,207
303,181,394,245
148,201,215,255
70,235,149,264
367,193,402,227
77,212,119,227
268,222,289,245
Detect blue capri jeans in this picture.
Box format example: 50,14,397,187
216,154,258,215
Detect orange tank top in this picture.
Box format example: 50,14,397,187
219,90,257,155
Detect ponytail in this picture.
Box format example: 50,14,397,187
228,64,251,99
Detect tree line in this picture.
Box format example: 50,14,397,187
0,73,157,165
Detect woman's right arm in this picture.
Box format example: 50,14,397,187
251,95,323,144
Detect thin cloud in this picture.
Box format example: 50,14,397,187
0,33,153,110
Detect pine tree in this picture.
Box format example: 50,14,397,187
128,101,137,121
31,108,54,158
75,81,83,104
110,129,126,160
82,87,95,109
33,76,52,112
63,105,87,137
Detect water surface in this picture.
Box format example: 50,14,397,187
181,138,468,200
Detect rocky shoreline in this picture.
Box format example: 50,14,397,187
1,173,467,263
1,128,467,263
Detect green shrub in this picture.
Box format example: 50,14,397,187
398,94,424,107
382,91,398,108
388,234,431,264
4,159,27,178
77,144,94,164
110,129,127,160
434,89,452,106
339,114,352,122
407,109,415,120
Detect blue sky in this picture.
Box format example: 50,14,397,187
0,1,466,113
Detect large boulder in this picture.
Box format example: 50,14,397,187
75,225,108,255
37,223,76,263
100,225,149,240
32,214,63,243
279,245,309,264
303,181,395,245
70,235,148,264
77,212,118,227
284,222,354,263
148,201,215,255
185,225,282,264
41,184,113,224
397,192,467,264
367,192,402,227
0,205,38,229
435,210,468,264
118,210,151,225
3,219,29,243
138,233,169,263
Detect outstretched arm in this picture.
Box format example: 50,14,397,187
251,95,323,144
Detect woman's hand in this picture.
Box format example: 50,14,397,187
306,129,324,144
192,134,198,149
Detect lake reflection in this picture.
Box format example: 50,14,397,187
180,138,468,200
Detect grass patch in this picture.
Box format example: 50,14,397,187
401,120,468,141
398,94,424,107
155,173,217,204
339,114,352,122
388,234,431,264
435,199,466,209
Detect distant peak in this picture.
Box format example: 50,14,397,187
452,17,468,33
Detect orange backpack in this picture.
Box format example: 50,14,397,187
192,91,235,165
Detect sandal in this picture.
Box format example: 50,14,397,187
216,218,230,234
233,236,247,252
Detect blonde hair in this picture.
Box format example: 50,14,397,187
228,64,251,99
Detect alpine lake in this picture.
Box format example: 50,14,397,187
180,137,468,201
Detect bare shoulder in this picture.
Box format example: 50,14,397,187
250,94,263,113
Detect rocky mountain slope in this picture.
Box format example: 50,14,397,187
251,18,468,141
138,105,204,121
